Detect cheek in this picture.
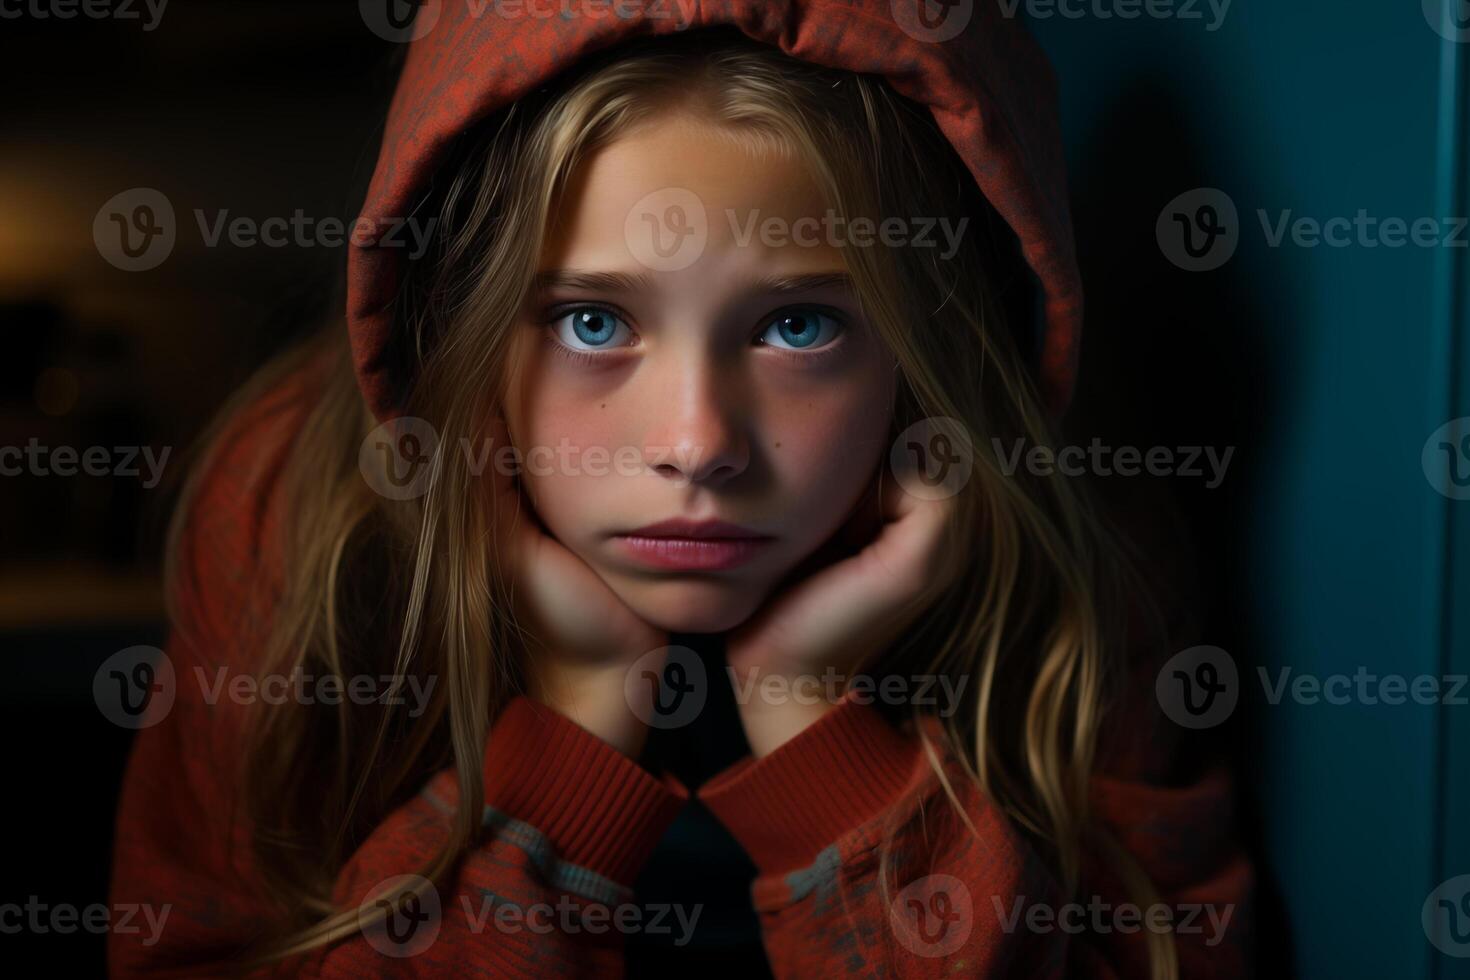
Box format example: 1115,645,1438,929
509,376,631,538
761,371,894,526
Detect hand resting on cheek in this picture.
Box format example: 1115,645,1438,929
726,459,962,756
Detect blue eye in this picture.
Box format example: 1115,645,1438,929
550,306,633,351
758,308,843,351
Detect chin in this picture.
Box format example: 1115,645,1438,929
612,576,767,635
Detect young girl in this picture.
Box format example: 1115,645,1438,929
108,4,1254,977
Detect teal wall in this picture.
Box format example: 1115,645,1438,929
1029,2,1470,976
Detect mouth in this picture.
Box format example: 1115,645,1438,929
613,518,776,571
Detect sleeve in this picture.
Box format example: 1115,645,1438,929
305,695,688,977
697,689,1255,979
697,695,1073,977
106,378,687,978
109,674,685,977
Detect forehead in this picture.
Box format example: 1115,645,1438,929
538,115,844,275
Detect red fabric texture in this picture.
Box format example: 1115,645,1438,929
346,0,1084,421
698,687,924,876
481,695,689,884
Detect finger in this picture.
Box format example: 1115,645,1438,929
865,471,959,598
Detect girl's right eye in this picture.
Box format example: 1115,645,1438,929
547,305,635,352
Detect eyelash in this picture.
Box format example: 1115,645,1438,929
541,303,849,365
754,305,849,364
543,303,637,366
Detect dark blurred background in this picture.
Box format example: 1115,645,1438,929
4,2,1469,979
2,4,400,973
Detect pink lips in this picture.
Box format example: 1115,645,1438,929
613,518,774,571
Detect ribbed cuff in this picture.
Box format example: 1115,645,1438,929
484,695,688,887
698,695,922,876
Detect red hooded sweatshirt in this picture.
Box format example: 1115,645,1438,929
108,1,1254,976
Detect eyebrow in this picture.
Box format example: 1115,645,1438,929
532,270,856,295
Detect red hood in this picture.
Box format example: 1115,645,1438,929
347,0,1082,420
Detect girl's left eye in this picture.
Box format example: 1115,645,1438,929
548,306,634,351
757,307,844,351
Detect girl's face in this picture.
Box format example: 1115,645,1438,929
503,112,898,634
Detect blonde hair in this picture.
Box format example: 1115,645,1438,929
169,30,1175,977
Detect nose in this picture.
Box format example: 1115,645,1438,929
640,353,750,487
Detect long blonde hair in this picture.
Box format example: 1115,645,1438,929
168,30,1175,977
